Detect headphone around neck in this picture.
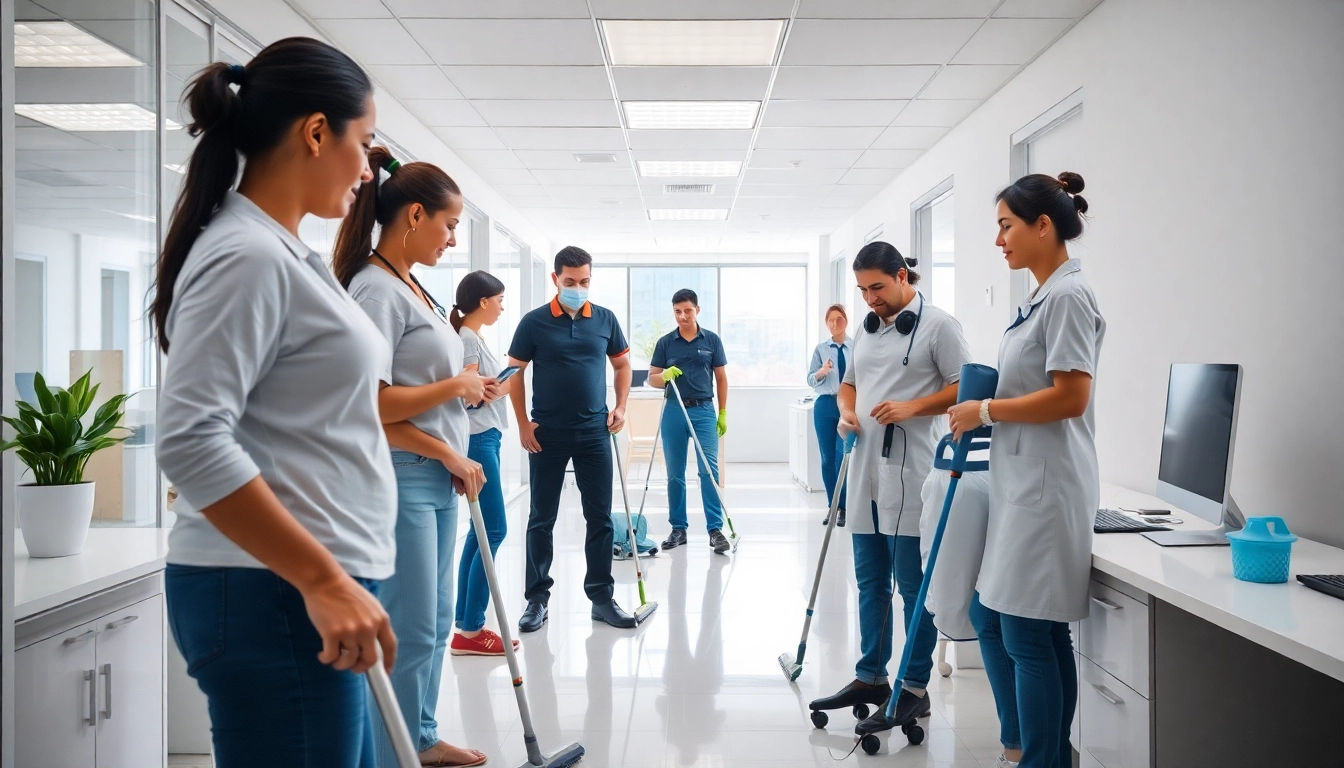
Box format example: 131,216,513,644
863,291,924,366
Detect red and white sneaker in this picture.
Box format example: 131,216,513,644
450,629,519,656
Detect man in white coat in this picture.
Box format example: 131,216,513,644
808,241,970,728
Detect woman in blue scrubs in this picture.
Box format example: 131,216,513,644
807,304,852,525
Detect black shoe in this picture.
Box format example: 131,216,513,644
662,528,688,550
591,599,638,629
518,601,547,633
709,529,730,553
809,679,892,713
890,688,932,724
837,509,846,528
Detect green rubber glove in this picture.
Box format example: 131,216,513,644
662,366,683,382
716,409,728,437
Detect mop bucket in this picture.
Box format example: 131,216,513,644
1226,516,1297,584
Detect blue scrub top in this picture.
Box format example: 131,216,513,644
651,325,727,402
509,296,629,430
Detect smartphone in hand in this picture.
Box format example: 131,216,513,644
467,366,520,409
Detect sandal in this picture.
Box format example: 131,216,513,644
418,741,487,767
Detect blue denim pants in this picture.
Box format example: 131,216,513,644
455,429,508,632
165,564,378,768
662,401,724,532
374,451,460,764
811,394,847,511
851,504,938,688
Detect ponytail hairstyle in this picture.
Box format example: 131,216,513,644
852,240,920,285
331,148,462,288
153,37,373,352
449,270,506,331
995,171,1089,242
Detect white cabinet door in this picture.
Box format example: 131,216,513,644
95,595,165,768
16,621,99,768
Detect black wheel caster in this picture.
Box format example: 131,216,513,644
903,723,925,745
810,710,828,729
861,734,881,755
852,703,870,720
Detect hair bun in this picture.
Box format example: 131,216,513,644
1072,194,1089,214
1057,171,1085,195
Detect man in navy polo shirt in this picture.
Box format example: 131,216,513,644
648,288,731,553
507,246,638,631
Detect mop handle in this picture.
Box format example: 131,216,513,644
666,379,730,515
610,433,649,591
634,398,668,521
467,497,546,766
367,645,420,768
796,432,858,653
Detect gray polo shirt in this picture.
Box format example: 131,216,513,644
158,192,397,580
348,264,470,457
459,326,509,436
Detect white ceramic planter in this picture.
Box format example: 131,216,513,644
18,482,95,558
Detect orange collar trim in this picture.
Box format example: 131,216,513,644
550,296,592,318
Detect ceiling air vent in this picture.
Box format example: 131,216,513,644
573,153,618,164
664,183,716,195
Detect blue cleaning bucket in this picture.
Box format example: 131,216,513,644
1226,516,1297,584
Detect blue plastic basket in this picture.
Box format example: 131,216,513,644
1226,516,1297,584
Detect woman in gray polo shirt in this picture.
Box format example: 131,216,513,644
333,147,492,768
153,39,395,768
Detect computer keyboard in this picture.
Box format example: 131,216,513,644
1297,575,1344,601
1094,508,1172,534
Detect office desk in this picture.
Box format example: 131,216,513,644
1076,484,1344,768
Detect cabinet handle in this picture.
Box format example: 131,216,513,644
84,670,97,725
63,629,98,646
1091,682,1124,706
100,663,113,720
1090,596,1122,612
105,615,139,630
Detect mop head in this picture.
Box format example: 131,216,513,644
633,601,659,624
778,652,802,682
520,742,585,768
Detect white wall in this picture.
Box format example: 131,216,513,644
825,0,1344,546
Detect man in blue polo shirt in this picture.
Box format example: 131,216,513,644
507,246,637,631
648,288,731,553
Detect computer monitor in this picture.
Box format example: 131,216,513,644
1145,363,1246,546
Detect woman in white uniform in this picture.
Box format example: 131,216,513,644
949,172,1105,768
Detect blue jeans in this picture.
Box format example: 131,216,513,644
374,451,460,763
969,594,1023,752
662,401,724,532
455,429,507,632
971,595,1075,768
165,565,377,768
812,395,847,511
851,504,937,688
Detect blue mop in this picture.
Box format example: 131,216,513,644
853,363,998,754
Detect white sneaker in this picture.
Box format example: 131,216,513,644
997,755,1020,768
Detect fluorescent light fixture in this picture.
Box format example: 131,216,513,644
638,160,741,178
16,22,144,67
623,101,759,130
648,208,729,221
164,163,186,174
15,103,179,132
573,153,618,164
600,20,784,66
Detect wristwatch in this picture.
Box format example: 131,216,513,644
979,398,997,427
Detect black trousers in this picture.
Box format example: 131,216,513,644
524,425,615,605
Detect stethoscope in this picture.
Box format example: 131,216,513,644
372,249,448,324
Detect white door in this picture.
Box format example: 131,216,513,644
16,621,100,768
95,595,165,768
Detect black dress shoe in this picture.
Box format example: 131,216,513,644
518,601,547,633
662,528,688,549
837,509,846,527
709,528,730,553
591,599,637,629
809,679,892,713
890,687,932,724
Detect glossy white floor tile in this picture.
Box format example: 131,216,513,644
430,463,1012,768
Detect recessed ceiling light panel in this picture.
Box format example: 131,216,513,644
648,208,729,221
16,103,178,132
638,160,741,178
573,153,618,164
623,101,759,130
601,20,784,66
15,22,144,67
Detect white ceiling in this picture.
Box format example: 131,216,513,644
295,0,1099,251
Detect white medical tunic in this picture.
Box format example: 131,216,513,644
977,259,1106,623
842,293,971,536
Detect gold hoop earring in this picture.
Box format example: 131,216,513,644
403,227,415,249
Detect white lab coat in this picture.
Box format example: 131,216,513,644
976,259,1106,623
920,467,991,641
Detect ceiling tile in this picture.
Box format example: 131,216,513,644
589,0,795,18
893,99,980,126
853,148,923,168
543,185,643,199
292,0,391,18
761,100,908,127
627,130,753,151
871,125,948,149
739,183,837,197
318,19,432,65
531,168,638,186
613,67,771,101
451,149,527,169
993,0,1102,18
407,19,603,65
493,127,626,150
822,184,887,199
432,126,508,150
918,65,1018,99
797,0,998,18
506,196,563,208
951,18,1073,64
512,149,630,168
771,66,937,99
839,167,901,185
493,184,549,197
368,66,465,99
782,19,982,65
388,0,591,16
441,66,612,99
471,100,619,127
754,126,885,149
474,168,541,186
404,99,486,126
748,149,865,168
742,167,846,185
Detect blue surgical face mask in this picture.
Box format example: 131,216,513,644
559,286,588,308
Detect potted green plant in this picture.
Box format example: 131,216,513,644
2,370,130,557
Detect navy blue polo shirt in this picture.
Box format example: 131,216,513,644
651,326,727,402
509,296,629,430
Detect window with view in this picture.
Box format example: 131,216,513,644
629,267,718,369
720,266,807,386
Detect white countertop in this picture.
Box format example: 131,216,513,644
15,528,171,621
1095,483,1344,683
